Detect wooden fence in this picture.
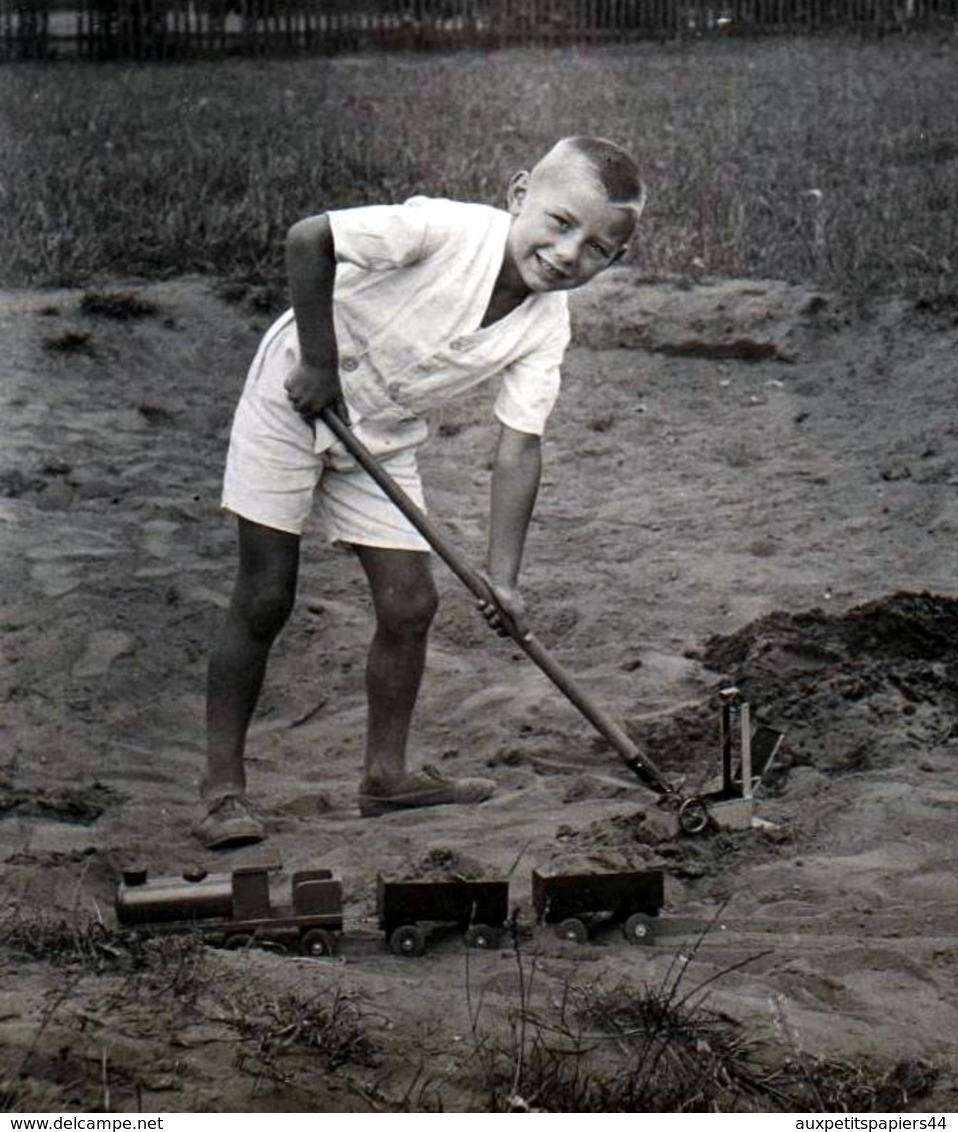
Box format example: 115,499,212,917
2,0,956,59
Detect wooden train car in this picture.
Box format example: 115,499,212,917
115,863,343,956
376,874,510,956
532,867,665,944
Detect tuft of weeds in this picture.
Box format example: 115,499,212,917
469,911,938,1113
79,290,157,320
217,984,374,1083
1,919,212,1112
577,970,790,1111
1,914,125,969
0,911,207,987
784,1055,940,1112
473,914,778,1112
8,916,108,967
0,1073,64,1114
128,932,208,992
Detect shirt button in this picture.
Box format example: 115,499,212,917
341,357,358,372
449,338,469,352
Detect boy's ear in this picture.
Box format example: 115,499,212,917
506,170,530,215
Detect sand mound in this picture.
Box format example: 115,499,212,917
704,590,958,772
632,591,958,784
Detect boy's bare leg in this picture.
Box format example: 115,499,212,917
353,544,495,815
196,517,299,847
353,545,437,785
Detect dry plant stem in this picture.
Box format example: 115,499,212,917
507,909,544,1105
19,974,82,1079
626,902,732,1084
100,1048,110,1114
774,995,827,1111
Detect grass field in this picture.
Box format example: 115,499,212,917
2,34,957,296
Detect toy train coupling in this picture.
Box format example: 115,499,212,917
670,687,786,835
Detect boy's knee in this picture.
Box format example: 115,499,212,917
377,579,438,637
237,580,295,639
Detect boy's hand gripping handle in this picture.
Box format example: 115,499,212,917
317,407,675,798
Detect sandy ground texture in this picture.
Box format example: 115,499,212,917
1,271,957,1112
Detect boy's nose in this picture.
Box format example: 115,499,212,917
553,237,580,271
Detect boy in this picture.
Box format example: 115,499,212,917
196,135,646,849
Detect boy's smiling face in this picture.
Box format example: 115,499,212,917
502,153,636,296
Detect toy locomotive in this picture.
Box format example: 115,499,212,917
115,862,343,956
115,863,666,956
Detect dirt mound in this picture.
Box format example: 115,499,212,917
704,590,958,773
633,592,958,782
0,780,121,825
706,590,958,670
568,270,838,361
384,846,496,882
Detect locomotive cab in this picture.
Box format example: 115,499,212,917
292,868,340,916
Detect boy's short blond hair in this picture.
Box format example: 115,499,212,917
531,136,647,225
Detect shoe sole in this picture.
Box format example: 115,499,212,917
358,795,450,818
194,820,266,850
358,792,492,818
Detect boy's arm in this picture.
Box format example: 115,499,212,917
283,214,346,421
482,423,542,636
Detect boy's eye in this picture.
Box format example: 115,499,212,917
588,241,611,258
550,215,571,231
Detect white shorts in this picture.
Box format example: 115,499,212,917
222,358,431,551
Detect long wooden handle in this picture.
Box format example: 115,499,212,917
319,408,673,796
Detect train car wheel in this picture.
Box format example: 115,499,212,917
223,933,253,951
555,917,589,944
389,924,426,957
623,912,657,945
465,923,500,950
300,928,337,957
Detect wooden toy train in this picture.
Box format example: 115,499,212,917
115,691,785,956
115,863,666,957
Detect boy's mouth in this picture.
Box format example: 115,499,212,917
533,252,570,284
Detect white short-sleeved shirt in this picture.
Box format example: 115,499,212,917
262,196,570,453
224,197,571,541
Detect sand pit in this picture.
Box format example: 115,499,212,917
1,273,957,1111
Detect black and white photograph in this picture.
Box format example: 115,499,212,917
1,1,957,1115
